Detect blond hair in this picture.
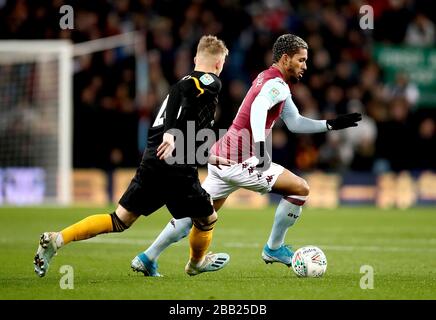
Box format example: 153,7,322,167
196,35,229,57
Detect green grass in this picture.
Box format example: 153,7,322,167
0,206,435,300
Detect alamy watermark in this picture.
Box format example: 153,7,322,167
59,5,74,30
359,5,374,30
359,265,374,289
59,265,74,289
162,121,272,168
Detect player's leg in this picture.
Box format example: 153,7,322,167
138,196,228,262
226,157,305,266
262,168,309,266
131,163,234,276
163,170,230,276
189,211,218,265
131,216,192,277
34,170,163,278
60,205,138,245
131,197,229,277
34,204,140,277
185,210,230,276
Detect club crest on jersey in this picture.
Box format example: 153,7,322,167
199,73,214,85
268,87,280,99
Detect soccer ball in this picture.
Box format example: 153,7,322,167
291,246,327,278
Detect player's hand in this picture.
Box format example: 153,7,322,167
157,132,175,160
255,141,272,171
326,113,362,130
208,155,236,170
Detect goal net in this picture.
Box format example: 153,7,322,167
0,41,72,205
0,32,144,206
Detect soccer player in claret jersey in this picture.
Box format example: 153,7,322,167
131,34,362,277
33,35,231,277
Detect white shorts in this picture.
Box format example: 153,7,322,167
202,156,285,200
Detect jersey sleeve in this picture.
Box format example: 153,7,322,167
256,77,290,110
250,78,290,142
163,84,183,132
280,95,328,133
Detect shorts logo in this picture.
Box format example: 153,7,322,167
268,87,280,100
199,73,214,85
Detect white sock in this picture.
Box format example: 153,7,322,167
266,196,306,250
55,232,64,248
144,217,193,260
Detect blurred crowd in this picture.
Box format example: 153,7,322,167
1,0,435,173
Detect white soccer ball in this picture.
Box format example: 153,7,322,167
291,246,327,278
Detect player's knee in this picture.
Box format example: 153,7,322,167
115,205,140,227
193,219,217,231
110,212,130,232
192,212,218,231
297,178,310,196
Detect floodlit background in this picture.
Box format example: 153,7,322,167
1,0,435,208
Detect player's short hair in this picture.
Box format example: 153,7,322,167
272,34,308,63
197,35,229,57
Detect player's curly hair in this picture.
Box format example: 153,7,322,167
272,34,308,63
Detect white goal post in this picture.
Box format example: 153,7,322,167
0,40,72,205
0,32,144,206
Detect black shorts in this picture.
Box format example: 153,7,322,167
119,159,214,219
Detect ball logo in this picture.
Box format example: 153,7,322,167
311,253,322,264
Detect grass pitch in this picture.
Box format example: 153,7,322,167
0,206,435,300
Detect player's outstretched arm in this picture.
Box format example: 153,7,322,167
281,96,362,133
326,113,362,130
281,95,329,133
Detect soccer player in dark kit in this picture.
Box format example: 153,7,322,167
33,35,231,277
